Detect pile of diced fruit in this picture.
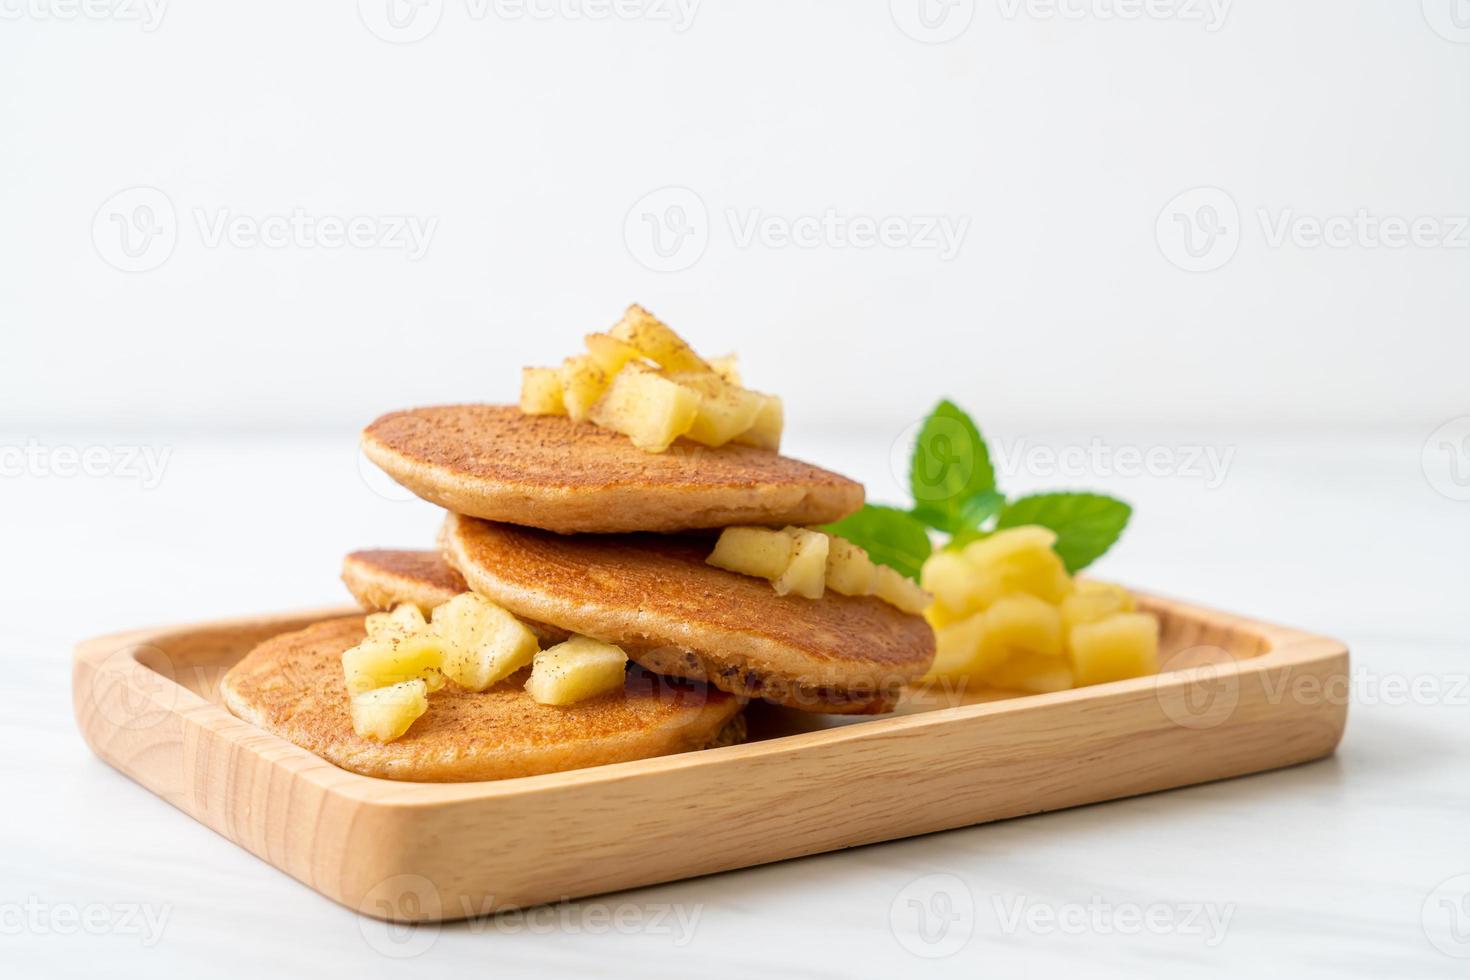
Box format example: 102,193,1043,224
521,304,784,453
343,594,628,742
921,526,1160,692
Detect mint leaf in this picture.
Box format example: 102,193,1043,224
995,492,1132,573
908,400,996,534
822,505,933,580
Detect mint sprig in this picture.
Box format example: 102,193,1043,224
824,401,1133,579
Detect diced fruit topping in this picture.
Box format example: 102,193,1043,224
1068,612,1159,687
350,679,429,741
773,527,830,599
589,363,701,453
520,366,567,416
918,525,1160,694
342,619,445,696
519,304,785,453
431,592,540,692
707,526,795,580
525,636,629,706
705,526,932,614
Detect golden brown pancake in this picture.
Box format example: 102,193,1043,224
441,514,936,714
361,405,864,534
220,616,745,782
341,548,571,646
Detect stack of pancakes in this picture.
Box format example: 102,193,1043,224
222,404,936,781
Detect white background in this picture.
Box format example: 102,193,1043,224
4,2,1469,978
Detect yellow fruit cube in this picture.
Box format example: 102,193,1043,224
773,527,829,599
920,551,987,615
707,353,741,386
981,593,1064,661
520,366,567,416
731,393,783,451
525,636,629,705
706,526,795,580
824,535,877,596
961,526,1072,604
559,355,609,422
1060,580,1135,630
872,564,933,615
584,332,647,376
431,592,540,692
986,653,1075,694
926,611,989,681
1068,612,1160,687
588,363,700,452
609,305,710,373
342,625,445,695
667,371,764,448
350,679,429,741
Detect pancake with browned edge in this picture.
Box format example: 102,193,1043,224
441,514,935,714
220,617,744,782
361,405,864,534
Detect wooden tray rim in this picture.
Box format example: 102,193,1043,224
73,590,1348,809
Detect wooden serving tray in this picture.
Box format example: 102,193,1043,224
72,592,1347,923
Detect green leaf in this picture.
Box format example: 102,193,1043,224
995,492,1132,573
822,505,933,580
908,400,996,534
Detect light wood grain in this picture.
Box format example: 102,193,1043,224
71,592,1348,923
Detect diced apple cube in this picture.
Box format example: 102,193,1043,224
350,679,428,741
525,636,629,705
961,526,1072,604
872,564,932,615
773,527,829,599
584,332,647,376
342,625,445,695
824,535,877,596
982,593,1064,660
986,653,1075,694
431,592,540,692
707,526,795,580
926,611,989,682
667,371,763,448
520,366,567,416
609,305,710,373
707,354,741,386
731,393,783,451
588,363,700,452
1068,612,1160,687
559,355,609,422
1060,580,1135,631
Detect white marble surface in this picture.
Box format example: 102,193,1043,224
4,425,1468,978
